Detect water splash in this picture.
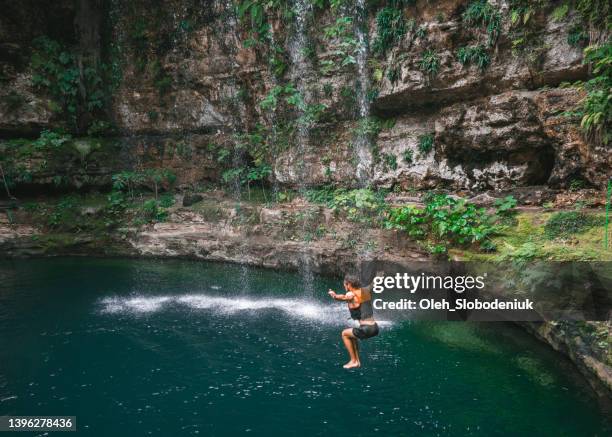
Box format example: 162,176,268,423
98,294,394,327
100,294,341,324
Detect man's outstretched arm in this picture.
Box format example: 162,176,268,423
328,290,354,301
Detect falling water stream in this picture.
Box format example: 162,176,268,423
288,0,315,295
223,0,251,292
353,0,373,185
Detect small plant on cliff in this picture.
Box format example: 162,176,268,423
418,133,434,155
33,130,72,150
372,6,406,56
322,16,358,71
418,50,440,78
462,0,502,47
567,26,589,47
237,0,294,41
457,45,491,70
578,44,611,145
402,149,413,164
383,153,398,171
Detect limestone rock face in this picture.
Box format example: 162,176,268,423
0,0,608,194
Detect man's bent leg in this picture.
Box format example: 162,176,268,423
341,328,360,369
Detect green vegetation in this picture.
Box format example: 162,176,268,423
352,116,395,138
494,195,518,216
321,16,357,73
260,84,326,127
305,186,387,225
458,210,610,262
462,0,502,46
567,26,589,47
372,6,406,56
402,149,413,164
578,44,611,145
575,0,611,30
418,50,440,77
544,210,599,239
33,130,73,150
383,153,398,170
457,45,490,70
112,169,176,200
507,0,549,62
107,168,177,225
418,133,434,154
236,0,292,41
551,3,569,22
30,36,115,131
385,194,500,252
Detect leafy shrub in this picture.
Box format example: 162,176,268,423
305,187,387,224
140,199,168,223
457,45,490,70
372,7,406,56
34,130,72,150
31,37,80,119
159,194,175,208
385,194,498,250
30,36,111,128
494,196,517,216
111,169,176,200
418,50,440,77
418,133,434,154
544,211,599,239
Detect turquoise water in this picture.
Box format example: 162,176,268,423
0,258,609,436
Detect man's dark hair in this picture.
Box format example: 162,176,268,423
344,274,361,288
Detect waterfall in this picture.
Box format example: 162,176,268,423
223,0,251,293
287,0,315,295
353,0,373,185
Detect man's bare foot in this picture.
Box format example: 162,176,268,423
343,361,361,369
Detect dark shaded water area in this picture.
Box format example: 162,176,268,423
0,258,609,436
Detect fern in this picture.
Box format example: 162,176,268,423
462,0,502,46
418,50,440,77
457,45,490,70
372,7,406,56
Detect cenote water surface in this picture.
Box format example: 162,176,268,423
0,258,609,436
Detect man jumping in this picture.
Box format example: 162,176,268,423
328,274,379,369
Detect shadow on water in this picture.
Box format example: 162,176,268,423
0,257,609,436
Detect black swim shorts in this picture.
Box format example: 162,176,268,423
352,323,379,340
